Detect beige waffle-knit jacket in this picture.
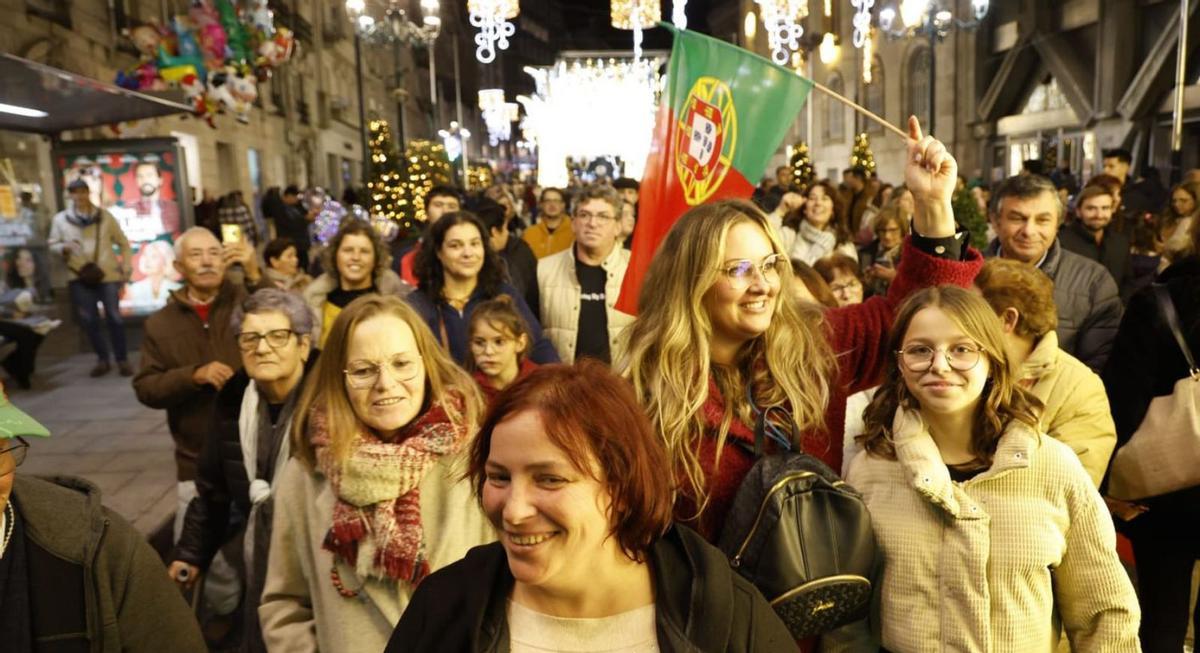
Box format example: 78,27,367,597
841,409,1140,653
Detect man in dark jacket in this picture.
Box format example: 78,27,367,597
0,389,206,652
987,175,1123,372
476,196,539,316
1058,185,1134,300
132,227,264,625
276,186,315,271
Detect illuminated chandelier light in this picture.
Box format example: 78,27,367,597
478,89,513,146
755,0,809,66
468,0,518,64
611,0,662,60
520,55,665,188
851,0,874,48
672,0,688,30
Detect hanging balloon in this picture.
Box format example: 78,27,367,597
188,1,228,68
216,0,251,63
312,200,348,245
243,0,275,39
372,214,400,243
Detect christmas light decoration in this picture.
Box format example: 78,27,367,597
479,88,513,146
672,0,688,30
755,0,809,65
849,132,876,175
862,28,874,83
611,0,661,60
789,141,815,191
851,0,874,48
518,55,664,188
468,0,518,64
468,163,495,189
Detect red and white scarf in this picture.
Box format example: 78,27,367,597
310,394,468,585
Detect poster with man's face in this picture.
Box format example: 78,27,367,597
55,139,191,316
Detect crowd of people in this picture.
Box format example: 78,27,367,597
4,116,1200,652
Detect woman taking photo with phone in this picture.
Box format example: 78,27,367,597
837,286,1139,651
259,294,492,653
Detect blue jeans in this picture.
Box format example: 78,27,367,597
68,280,127,362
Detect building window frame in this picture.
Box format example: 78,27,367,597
906,45,931,130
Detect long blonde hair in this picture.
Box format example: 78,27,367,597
291,294,484,467
621,199,836,513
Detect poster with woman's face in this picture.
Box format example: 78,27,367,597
56,139,190,316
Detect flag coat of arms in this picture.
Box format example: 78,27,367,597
616,26,814,314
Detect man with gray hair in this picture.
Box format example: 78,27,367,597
170,288,316,652
986,174,1122,371
132,226,264,631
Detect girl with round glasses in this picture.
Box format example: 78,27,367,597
835,286,1139,651
623,118,984,555
259,294,492,653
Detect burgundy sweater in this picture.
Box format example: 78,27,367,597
681,237,984,541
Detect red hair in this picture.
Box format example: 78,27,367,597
468,360,674,561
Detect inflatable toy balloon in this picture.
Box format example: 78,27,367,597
226,68,258,123
371,215,400,243
256,27,294,68
159,64,198,84
243,0,275,39
189,1,228,68
160,15,207,81
216,0,251,63
128,23,163,58
313,200,349,245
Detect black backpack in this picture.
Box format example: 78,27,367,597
716,403,877,640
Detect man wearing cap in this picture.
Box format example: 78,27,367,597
0,388,206,651
48,179,134,377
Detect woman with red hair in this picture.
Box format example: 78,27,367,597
386,361,794,652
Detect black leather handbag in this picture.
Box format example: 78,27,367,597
716,403,877,640
70,221,105,288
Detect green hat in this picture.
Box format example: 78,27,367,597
0,387,49,439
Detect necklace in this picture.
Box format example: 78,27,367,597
1,501,13,557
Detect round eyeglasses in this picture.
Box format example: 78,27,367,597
718,253,785,290
343,355,423,388
896,343,984,372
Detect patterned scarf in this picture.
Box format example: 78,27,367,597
310,393,467,585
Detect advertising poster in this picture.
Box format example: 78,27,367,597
54,138,192,316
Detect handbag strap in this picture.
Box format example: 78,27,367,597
745,384,798,457
1154,284,1199,375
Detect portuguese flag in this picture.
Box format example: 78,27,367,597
616,26,814,314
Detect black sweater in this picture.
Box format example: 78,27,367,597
385,525,797,653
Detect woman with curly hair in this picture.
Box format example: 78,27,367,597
621,118,982,546
784,179,859,265
303,221,409,346
838,286,1138,651
406,211,558,365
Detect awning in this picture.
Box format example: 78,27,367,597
0,53,195,134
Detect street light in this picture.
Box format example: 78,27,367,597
346,0,442,182
875,0,989,134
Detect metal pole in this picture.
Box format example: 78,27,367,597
1171,0,1189,182
453,31,469,189
394,41,407,145
355,33,370,185
806,55,814,143
928,26,936,135
429,40,439,135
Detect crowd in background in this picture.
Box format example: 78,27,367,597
6,120,1200,652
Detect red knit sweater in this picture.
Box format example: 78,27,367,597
679,238,984,541
472,359,539,407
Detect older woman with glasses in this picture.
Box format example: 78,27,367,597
259,294,492,653
169,288,317,652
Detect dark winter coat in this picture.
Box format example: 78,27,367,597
1057,220,1134,302
405,282,559,366
987,239,1123,372
500,236,539,320
1102,273,1200,542
384,525,797,653
13,475,206,652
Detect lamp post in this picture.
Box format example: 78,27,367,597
346,0,442,179
876,0,989,134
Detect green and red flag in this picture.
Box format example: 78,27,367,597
616,26,814,314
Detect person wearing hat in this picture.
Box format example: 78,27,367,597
0,387,206,651
48,178,134,377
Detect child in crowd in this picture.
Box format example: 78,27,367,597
467,296,538,404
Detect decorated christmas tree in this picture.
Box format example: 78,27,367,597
849,132,876,176
468,163,495,190
366,119,409,223
789,141,815,192
404,139,454,226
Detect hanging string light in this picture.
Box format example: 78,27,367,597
468,0,518,64
862,28,874,83
851,0,874,48
755,0,809,66
611,0,662,60
478,89,512,146
672,0,688,30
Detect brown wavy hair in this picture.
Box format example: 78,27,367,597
858,286,1042,465
469,360,674,562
